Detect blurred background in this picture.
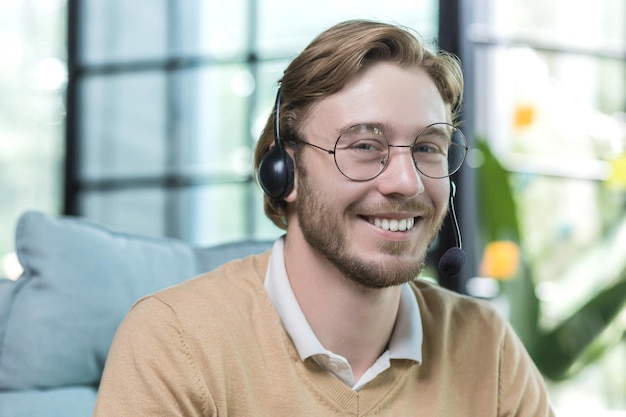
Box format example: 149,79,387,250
0,0,625,414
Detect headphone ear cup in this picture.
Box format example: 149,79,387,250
258,145,295,199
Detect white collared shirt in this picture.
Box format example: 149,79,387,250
264,237,423,391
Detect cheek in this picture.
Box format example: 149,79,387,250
426,180,451,216
299,152,354,194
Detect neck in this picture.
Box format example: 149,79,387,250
283,233,402,381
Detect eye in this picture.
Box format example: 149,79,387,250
348,139,387,152
338,124,388,154
414,128,450,156
414,142,443,154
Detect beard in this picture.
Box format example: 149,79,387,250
295,167,446,289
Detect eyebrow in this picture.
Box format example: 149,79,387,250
335,121,392,138
336,121,450,139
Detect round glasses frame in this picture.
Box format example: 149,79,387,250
297,122,469,181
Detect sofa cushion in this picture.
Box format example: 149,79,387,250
0,211,203,389
0,387,97,417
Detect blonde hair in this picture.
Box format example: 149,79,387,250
254,20,464,229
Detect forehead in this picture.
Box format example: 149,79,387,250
303,62,448,139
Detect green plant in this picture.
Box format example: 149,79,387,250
476,138,626,380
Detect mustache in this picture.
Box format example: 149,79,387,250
348,198,437,217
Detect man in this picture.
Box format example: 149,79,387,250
94,20,555,416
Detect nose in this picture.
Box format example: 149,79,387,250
376,146,425,197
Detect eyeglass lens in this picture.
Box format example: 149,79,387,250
333,122,467,181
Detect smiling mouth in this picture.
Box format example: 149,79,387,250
367,216,416,232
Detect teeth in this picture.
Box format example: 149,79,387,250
369,217,415,231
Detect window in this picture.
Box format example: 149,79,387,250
66,0,439,246
0,0,66,279
469,0,626,410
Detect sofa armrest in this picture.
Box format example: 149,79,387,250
0,387,97,417
0,211,199,390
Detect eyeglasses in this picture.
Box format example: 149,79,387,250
297,122,469,181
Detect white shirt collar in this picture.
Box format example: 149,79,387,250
264,237,423,389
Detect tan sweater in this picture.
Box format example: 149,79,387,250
94,252,554,416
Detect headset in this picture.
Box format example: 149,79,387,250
438,180,466,278
257,89,295,199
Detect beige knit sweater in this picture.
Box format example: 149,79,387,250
94,252,554,416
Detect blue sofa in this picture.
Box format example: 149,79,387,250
0,211,272,417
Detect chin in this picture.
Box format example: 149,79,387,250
341,253,426,289
336,241,426,286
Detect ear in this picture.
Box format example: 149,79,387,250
283,147,298,203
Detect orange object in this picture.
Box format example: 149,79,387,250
480,241,521,280
514,104,535,129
